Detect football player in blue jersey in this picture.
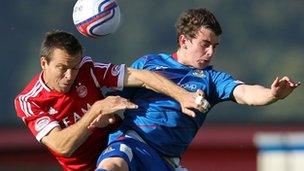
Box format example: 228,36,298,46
94,8,300,171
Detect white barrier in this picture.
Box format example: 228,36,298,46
254,132,304,171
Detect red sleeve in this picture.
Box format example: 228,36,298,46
14,94,60,142
80,56,126,90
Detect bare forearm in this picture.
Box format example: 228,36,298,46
42,96,134,156
125,69,188,101
42,110,99,156
234,85,278,106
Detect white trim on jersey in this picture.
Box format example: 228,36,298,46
18,81,39,115
90,68,100,88
103,63,111,80
94,63,111,80
18,80,43,117
80,56,93,67
36,121,60,142
21,116,26,123
117,64,125,90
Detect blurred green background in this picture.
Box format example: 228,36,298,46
1,0,303,127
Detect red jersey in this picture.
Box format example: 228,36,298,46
14,56,125,171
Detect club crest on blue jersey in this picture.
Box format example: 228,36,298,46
192,69,206,78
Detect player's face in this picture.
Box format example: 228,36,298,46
181,27,219,69
41,48,81,93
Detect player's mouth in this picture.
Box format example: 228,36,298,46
198,59,210,64
62,82,72,88
60,83,72,93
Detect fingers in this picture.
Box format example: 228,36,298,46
196,89,205,97
271,76,300,99
87,114,104,129
181,89,210,118
88,114,116,129
87,116,100,130
182,108,196,117
108,117,116,124
276,76,301,88
195,89,210,111
279,77,291,87
124,101,138,110
195,95,206,105
112,96,138,110
182,98,210,118
272,77,279,87
98,96,138,114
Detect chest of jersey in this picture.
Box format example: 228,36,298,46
40,76,102,128
140,55,210,95
155,68,210,97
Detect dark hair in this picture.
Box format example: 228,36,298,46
175,8,222,47
40,30,83,63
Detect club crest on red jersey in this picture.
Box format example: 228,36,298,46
76,84,88,98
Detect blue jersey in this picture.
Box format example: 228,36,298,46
110,53,242,157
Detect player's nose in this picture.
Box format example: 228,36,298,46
206,46,214,58
64,69,73,81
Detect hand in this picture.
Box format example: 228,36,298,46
271,76,300,100
87,113,117,129
177,89,210,117
195,89,211,113
87,96,138,129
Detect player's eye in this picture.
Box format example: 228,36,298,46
72,65,80,71
200,42,210,48
57,66,67,72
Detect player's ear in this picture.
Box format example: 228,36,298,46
40,56,47,70
179,35,188,49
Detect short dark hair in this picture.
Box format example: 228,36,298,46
175,8,222,46
40,30,83,63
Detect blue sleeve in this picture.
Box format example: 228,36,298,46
131,55,150,69
210,70,243,103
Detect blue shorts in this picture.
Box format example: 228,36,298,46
97,137,174,171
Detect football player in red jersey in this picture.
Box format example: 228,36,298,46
14,30,203,171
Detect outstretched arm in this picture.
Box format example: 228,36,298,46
233,76,300,106
123,68,203,117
